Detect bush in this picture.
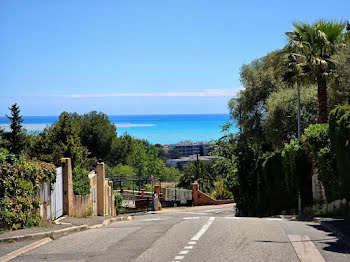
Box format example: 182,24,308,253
0,155,56,230
282,139,313,208
304,124,341,202
329,104,350,199
210,178,233,200
260,152,289,215
72,166,90,196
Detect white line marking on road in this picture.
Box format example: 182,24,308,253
224,217,240,219
288,235,326,262
140,218,161,222
203,209,221,213
183,217,200,220
172,217,215,261
266,218,282,221
177,211,207,215
191,217,215,241
0,237,52,262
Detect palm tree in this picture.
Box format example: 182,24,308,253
286,20,350,123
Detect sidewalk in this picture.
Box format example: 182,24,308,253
0,215,132,243
318,218,350,248
274,215,350,249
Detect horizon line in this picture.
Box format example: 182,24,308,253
0,113,231,118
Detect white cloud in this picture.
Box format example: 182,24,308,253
60,89,239,98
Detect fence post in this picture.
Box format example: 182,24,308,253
61,158,74,216
97,162,106,216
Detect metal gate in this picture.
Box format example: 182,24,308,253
51,167,63,219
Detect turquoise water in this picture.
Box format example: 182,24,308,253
0,114,235,144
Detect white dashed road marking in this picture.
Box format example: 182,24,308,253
177,211,207,215
183,217,200,220
140,218,161,222
191,217,215,241
173,217,215,261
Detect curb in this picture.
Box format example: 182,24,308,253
0,216,133,243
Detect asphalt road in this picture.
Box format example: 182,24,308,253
6,204,350,261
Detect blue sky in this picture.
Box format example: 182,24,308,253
1,0,349,115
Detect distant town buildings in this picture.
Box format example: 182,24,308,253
167,140,216,157
166,154,220,169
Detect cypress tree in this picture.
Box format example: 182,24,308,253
6,103,25,154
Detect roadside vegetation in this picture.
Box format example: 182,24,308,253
217,19,350,217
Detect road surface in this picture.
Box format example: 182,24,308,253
4,204,350,261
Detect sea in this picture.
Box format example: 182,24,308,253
0,114,235,145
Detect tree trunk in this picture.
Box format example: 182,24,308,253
317,78,329,123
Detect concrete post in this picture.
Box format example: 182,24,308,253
62,158,74,216
97,162,106,216
108,181,115,216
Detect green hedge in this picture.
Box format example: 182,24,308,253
304,124,341,202
329,104,350,200
0,154,56,230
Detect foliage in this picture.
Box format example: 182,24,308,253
108,164,136,177
72,166,90,196
231,137,261,216
108,133,135,166
178,158,216,193
264,85,318,149
5,103,26,154
26,112,90,168
282,139,313,204
167,149,181,159
161,166,181,182
304,124,341,202
229,50,287,148
259,152,287,215
282,139,302,192
114,191,125,214
0,155,56,230
330,45,350,107
329,104,350,199
285,19,350,123
210,178,233,200
78,111,117,161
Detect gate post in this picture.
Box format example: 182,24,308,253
61,158,74,216
97,162,106,216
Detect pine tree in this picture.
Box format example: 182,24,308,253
6,103,25,154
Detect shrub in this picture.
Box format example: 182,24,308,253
260,152,289,215
72,166,90,196
0,155,56,230
210,178,233,200
329,104,350,199
304,124,341,202
282,139,313,208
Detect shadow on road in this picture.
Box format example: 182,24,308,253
307,224,350,254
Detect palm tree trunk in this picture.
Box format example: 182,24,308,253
317,78,328,123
